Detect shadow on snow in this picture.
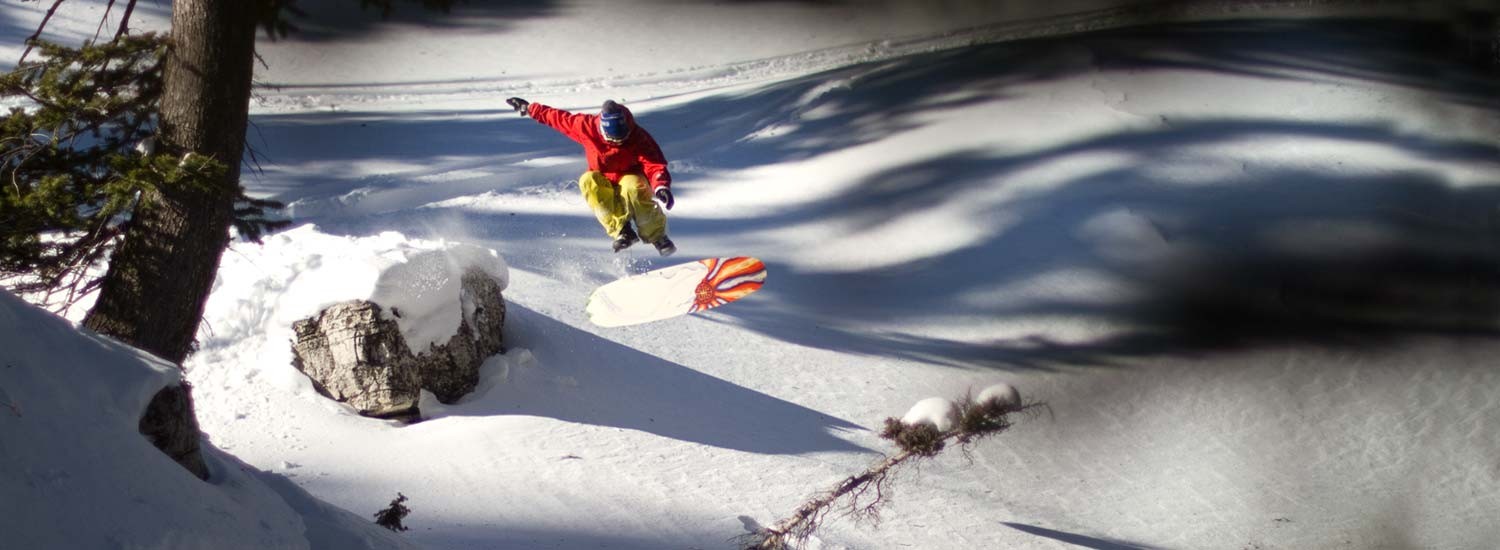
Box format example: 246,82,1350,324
252,17,1500,373
695,120,1500,370
643,17,1500,172
1002,522,1164,550
432,304,869,455
264,0,561,43
635,18,1500,370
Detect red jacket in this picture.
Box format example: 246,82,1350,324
527,103,672,191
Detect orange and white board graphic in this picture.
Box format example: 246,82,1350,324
587,257,767,327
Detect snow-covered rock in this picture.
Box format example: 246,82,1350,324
200,224,509,355
290,267,506,418
192,225,509,418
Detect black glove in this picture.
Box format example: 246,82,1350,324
654,187,675,210
506,97,530,117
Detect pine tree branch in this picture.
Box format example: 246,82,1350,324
20,0,69,64
94,0,117,44
2,34,164,307
115,0,139,42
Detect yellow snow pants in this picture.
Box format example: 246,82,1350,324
579,171,668,243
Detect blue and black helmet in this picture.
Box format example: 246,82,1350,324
599,100,632,144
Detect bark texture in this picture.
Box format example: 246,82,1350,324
82,0,258,481
83,0,255,363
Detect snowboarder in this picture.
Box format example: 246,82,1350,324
505,97,676,256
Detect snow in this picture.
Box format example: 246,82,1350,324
977,383,1022,410
0,292,415,550
6,1,1500,549
200,224,508,396
901,397,959,432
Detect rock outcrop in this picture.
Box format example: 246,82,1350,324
290,269,505,419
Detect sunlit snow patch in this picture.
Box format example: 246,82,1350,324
199,224,509,371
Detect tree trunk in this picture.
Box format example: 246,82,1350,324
82,0,258,481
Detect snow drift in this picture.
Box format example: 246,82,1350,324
0,290,417,550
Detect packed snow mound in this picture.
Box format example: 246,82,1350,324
205,224,509,353
0,291,417,550
901,397,958,432
368,243,508,352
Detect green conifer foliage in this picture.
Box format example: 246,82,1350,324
0,35,285,311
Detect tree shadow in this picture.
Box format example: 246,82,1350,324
0,17,30,67
618,17,1500,371
1002,522,1164,550
641,17,1499,170
699,119,1500,370
1086,17,1499,110
246,16,1500,373
247,17,1497,220
242,107,618,224
269,0,561,42
428,303,869,455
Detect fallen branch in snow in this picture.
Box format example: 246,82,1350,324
742,384,1043,550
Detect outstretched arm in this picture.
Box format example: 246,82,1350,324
508,97,594,144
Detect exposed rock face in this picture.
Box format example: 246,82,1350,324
290,269,505,418
291,301,419,417
420,270,507,403
139,382,210,480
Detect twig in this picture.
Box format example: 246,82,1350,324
94,0,117,44
750,400,1046,549
114,0,139,42
20,0,69,64
754,450,913,549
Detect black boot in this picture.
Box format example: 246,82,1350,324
612,225,639,252
652,235,676,257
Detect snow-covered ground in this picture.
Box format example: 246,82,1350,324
5,0,1500,549
0,290,418,549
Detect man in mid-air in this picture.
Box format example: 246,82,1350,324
506,97,676,256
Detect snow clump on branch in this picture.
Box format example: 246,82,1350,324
977,383,1021,411
900,397,958,431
